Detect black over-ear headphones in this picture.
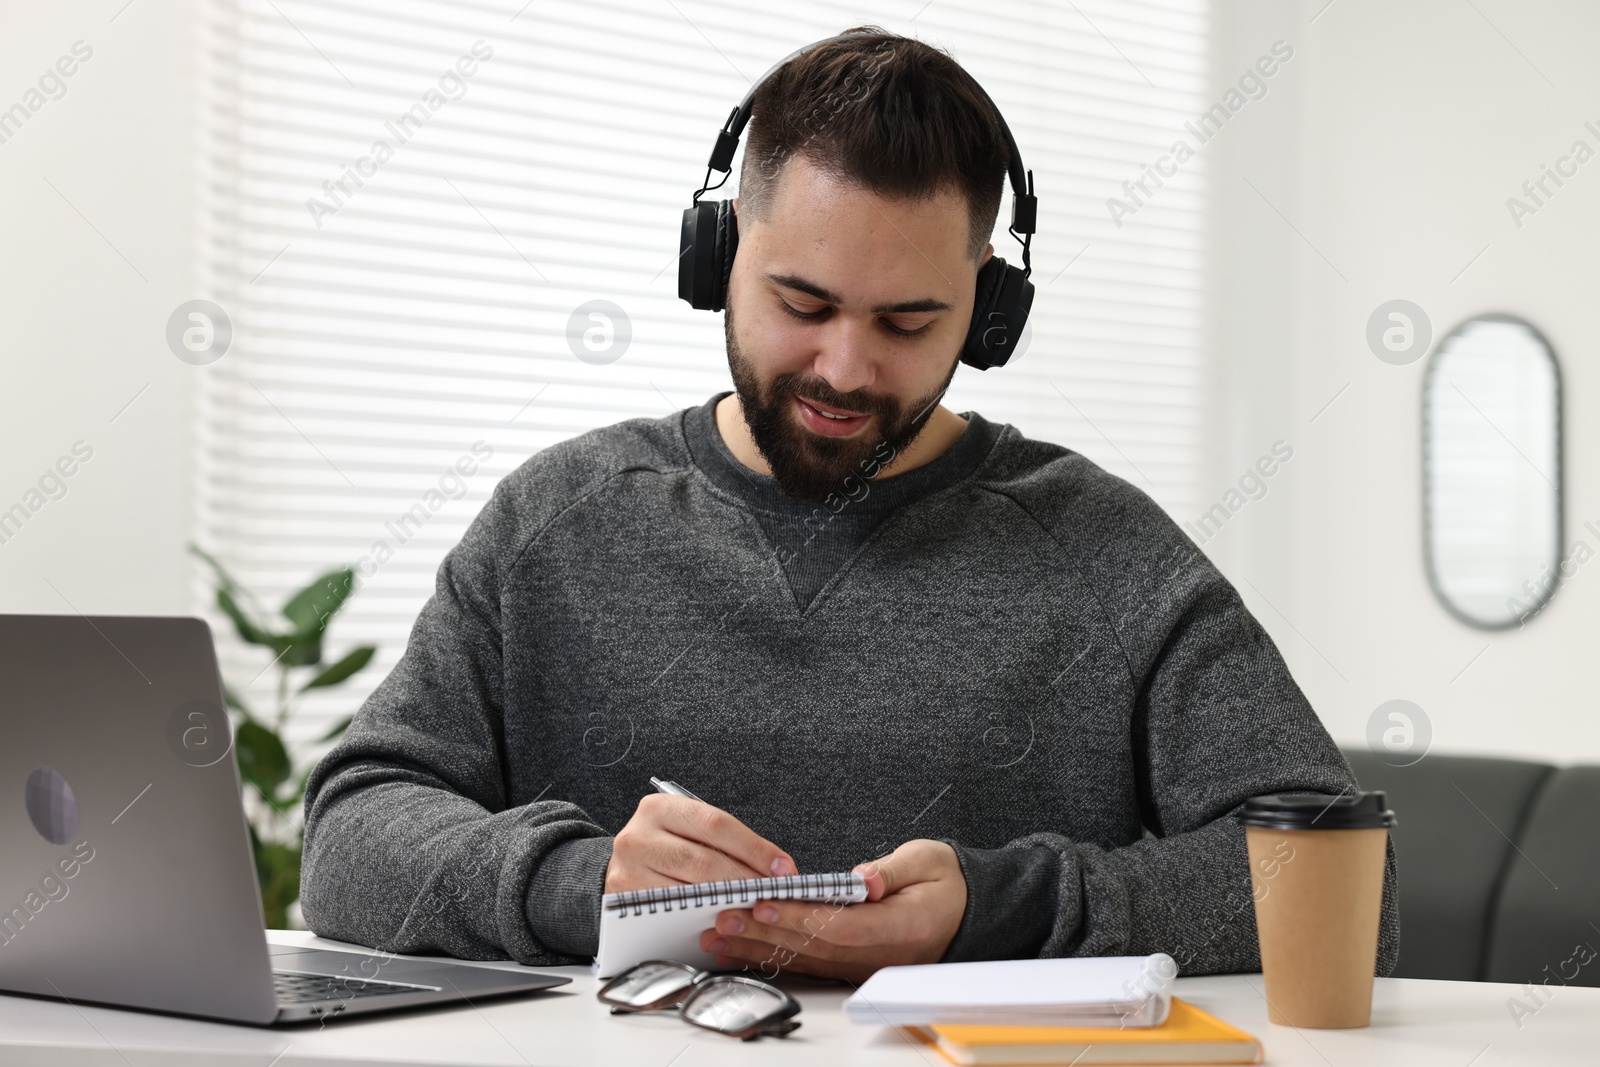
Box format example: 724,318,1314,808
677,34,1038,371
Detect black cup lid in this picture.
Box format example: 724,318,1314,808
1238,791,1396,830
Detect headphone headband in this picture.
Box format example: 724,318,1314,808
696,33,1038,253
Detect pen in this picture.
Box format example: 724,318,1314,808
650,776,705,803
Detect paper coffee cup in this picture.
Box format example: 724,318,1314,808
1239,791,1394,1029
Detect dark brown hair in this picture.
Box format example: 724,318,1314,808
738,27,1008,261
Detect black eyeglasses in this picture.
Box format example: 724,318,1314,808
596,959,801,1041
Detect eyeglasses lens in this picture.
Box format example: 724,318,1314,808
606,963,696,1007
683,982,787,1032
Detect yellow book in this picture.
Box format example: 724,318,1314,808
924,998,1263,1065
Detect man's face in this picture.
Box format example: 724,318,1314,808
725,155,988,501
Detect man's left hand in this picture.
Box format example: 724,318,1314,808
697,839,968,983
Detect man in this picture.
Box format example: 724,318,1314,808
302,28,1398,981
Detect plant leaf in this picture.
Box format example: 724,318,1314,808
281,639,323,668
217,588,311,666
317,714,356,742
214,587,277,649
190,544,272,624
189,543,240,593
282,568,356,639
253,839,303,929
299,647,375,692
195,545,309,664
278,776,306,814
221,681,254,718
235,718,292,797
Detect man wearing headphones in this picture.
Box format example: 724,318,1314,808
302,28,1397,982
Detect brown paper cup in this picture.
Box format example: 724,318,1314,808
1246,823,1388,1028
1240,791,1395,1029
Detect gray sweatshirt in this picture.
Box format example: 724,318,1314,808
301,392,1399,974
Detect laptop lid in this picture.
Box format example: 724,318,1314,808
0,614,279,1024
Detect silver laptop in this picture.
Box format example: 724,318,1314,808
0,613,570,1025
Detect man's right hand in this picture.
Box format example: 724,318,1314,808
604,793,796,893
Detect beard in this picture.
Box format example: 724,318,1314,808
725,304,960,502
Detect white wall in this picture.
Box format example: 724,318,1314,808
1205,0,1600,764
0,1,199,615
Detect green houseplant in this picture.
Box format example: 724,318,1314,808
190,545,377,929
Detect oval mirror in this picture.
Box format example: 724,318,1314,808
1423,314,1562,629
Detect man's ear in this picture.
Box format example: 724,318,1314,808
732,197,739,218
978,242,993,270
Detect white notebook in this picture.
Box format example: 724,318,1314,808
593,872,869,977
844,954,1177,1027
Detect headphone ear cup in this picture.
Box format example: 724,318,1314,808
676,200,740,312
678,201,719,310
961,255,1035,370
711,199,739,312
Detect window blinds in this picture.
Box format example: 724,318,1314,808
196,0,1211,747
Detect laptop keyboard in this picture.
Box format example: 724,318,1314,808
273,970,438,1005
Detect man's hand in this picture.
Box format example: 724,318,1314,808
697,839,968,982
604,793,797,893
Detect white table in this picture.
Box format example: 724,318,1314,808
0,930,1592,1065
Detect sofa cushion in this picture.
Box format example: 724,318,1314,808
1484,766,1600,987
1345,749,1554,980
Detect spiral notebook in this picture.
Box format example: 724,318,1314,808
594,872,869,977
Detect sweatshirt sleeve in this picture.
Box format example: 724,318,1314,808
299,480,613,965
937,533,1401,976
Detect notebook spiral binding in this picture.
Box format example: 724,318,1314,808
606,872,866,918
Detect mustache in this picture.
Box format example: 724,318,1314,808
773,375,898,419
